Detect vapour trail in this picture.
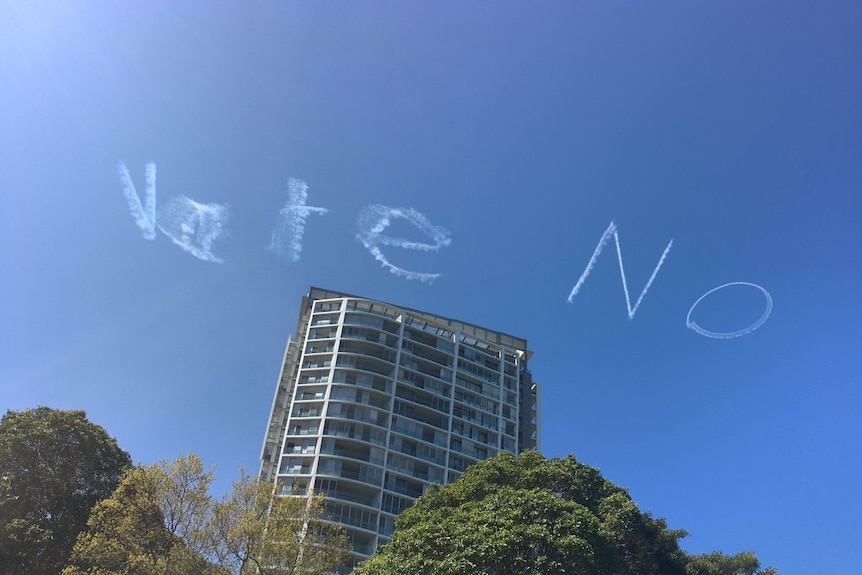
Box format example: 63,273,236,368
356,205,452,282
156,196,228,263
686,282,773,339
615,232,674,319
566,221,673,319
566,222,616,303
118,161,157,239
268,178,329,262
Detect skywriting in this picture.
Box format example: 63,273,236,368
119,163,772,339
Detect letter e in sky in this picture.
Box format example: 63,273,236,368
356,205,452,283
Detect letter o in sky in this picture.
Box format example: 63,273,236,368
686,282,773,339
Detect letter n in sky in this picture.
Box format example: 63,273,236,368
566,221,673,318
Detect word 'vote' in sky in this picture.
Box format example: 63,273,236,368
118,162,450,281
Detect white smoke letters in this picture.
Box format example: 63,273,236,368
685,282,773,339
565,222,772,338
566,221,673,319
119,162,229,262
118,162,157,240
356,205,452,283
119,162,771,338
118,162,451,281
156,196,228,263
268,178,329,263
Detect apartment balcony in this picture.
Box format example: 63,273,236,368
390,419,447,448
455,375,501,401
388,437,446,466
394,385,450,414
386,457,445,483
310,315,338,327
332,370,392,394
329,386,391,410
457,359,500,385
383,474,425,498
324,504,377,532
454,390,499,416
336,355,395,378
397,369,449,397
315,478,380,508
458,347,501,372
308,328,337,340
323,420,387,446
392,400,447,430
341,332,399,351
320,488,378,508
402,319,456,353
344,300,401,323
319,439,385,467
286,424,319,437
338,342,397,364
401,338,453,368
318,458,383,486
327,402,389,428
399,356,452,382
305,343,335,354
452,407,499,431
301,359,332,369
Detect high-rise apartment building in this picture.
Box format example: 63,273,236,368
259,287,540,564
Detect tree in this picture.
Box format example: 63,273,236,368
61,455,350,575
687,551,777,575
62,456,222,575
147,454,215,568
61,466,174,575
209,472,351,575
353,451,774,575
0,407,132,575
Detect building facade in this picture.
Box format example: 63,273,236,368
259,287,540,564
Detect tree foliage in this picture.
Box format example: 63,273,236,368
62,466,175,575
148,454,215,566
62,455,350,575
686,551,777,575
353,451,774,575
0,407,132,575
210,473,351,575
64,454,224,575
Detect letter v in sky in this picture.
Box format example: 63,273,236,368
118,162,157,239
566,221,673,319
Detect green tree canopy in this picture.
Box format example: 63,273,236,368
210,472,351,575
63,455,224,575
62,455,350,575
0,407,132,575
353,451,775,575
686,551,777,575
62,466,175,575
147,454,215,565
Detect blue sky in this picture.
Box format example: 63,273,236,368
2,1,860,573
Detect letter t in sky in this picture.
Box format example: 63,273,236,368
268,178,329,262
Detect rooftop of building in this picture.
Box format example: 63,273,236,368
305,286,532,360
